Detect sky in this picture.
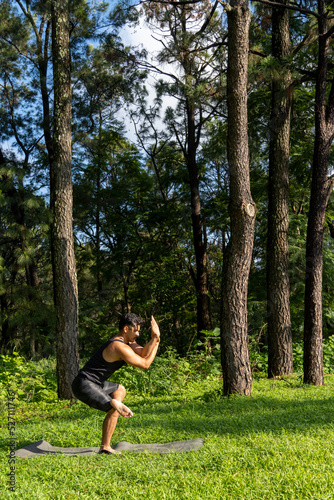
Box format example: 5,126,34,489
107,1,177,143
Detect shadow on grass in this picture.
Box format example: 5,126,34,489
126,392,334,438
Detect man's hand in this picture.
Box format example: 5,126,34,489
151,315,160,341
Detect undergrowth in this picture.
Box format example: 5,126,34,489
2,331,334,409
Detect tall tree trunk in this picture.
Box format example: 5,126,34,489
303,1,334,385
28,263,40,359
122,275,131,313
179,6,211,335
267,0,293,377
51,0,79,399
220,0,256,395
186,101,211,334
96,111,103,297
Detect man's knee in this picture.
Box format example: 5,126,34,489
117,384,126,399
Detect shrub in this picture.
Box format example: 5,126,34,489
1,333,334,409
0,353,57,405
112,346,221,396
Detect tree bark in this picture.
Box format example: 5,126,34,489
96,113,103,297
186,101,211,334
221,0,256,396
51,0,79,399
179,5,211,335
304,0,334,385
303,0,334,385
267,0,293,377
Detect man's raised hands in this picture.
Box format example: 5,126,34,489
151,315,160,341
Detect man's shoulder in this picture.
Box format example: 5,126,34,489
102,339,128,363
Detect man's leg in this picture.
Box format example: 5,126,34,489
100,385,132,454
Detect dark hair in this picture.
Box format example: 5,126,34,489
119,313,144,330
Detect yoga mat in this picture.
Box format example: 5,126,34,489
15,438,204,458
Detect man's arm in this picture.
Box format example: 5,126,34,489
118,338,159,370
130,316,160,358
118,316,161,369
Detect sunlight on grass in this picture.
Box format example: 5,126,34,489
1,374,334,499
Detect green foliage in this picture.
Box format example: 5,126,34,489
5,327,333,414
292,342,304,373
0,353,57,408
112,346,221,396
247,336,334,376
248,331,268,373
323,336,334,374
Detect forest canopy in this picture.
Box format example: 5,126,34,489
0,0,333,395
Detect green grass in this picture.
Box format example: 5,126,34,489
1,374,334,499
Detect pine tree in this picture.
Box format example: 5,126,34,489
267,0,293,377
221,0,255,395
51,0,79,398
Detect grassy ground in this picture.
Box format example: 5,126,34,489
1,374,334,499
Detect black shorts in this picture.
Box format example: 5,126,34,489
71,375,119,413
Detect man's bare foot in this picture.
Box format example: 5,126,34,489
98,446,120,455
111,399,133,418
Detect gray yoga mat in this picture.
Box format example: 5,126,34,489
15,438,204,458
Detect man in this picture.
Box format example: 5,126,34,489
72,313,160,455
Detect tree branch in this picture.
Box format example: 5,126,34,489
0,36,36,65
141,0,204,5
191,1,219,41
254,0,319,18
172,122,187,158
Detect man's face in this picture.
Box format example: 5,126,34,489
127,324,140,342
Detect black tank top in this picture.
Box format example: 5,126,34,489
79,339,126,385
